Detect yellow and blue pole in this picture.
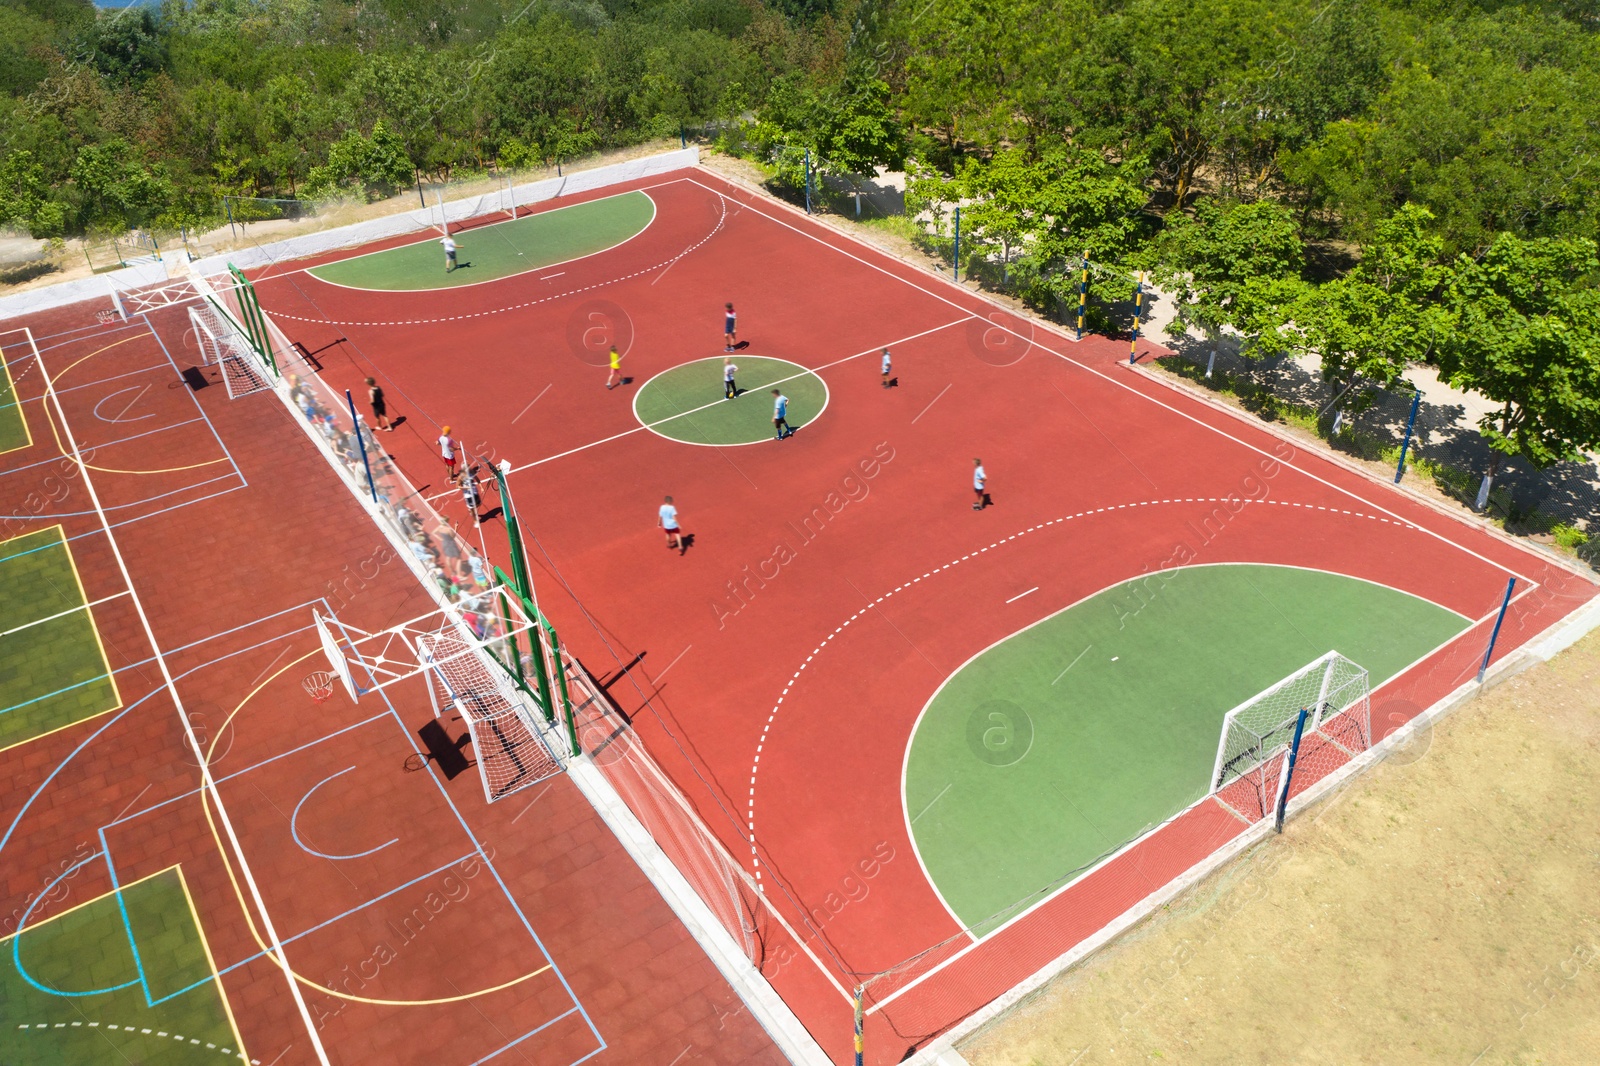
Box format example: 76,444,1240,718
1076,252,1089,341
853,985,865,1066
1129,272,1145,364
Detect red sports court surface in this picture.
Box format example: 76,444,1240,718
0,304,787,1065
248,166,1600,1062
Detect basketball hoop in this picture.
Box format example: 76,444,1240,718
302,671,337,703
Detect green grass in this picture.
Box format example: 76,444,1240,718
0,527,120,751
1,867,244,1065
633,356,828,445
308,189,656,291
904,564,1470,934
0,341,30,454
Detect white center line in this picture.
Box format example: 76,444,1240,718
1004,586,1039,604
911,382,953,424
1052,644,1093,685
911,782,953,824
511,384,552,424
655,643,693,680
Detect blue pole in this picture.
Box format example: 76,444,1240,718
1394,390,1422,483
1274,707,1311,833
803,148,812,215
344,389,379,503
1477,577,1517,683
953,206,961,283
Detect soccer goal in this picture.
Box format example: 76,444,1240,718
416,621,563,803
188,304,272,399
1210,651,1372,823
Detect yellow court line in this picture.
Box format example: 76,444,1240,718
0,862,175,946
55,522,126,716
0,524,125,758
36,331,231,475
199,650,555,1006
0,334,37,457
3,863,252,1061
175,865,253,1063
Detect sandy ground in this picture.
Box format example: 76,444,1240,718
958,629,1600,1066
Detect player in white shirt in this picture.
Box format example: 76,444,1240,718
441,234,458,272
972,458,987,510
658,495,684,553
881,348,892,388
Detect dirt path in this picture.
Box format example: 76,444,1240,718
960,630,1600,1066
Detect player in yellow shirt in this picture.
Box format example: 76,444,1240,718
606,345,622,390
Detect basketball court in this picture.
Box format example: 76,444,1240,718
0,302,789,1065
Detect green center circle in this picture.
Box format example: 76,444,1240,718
633,356,829,446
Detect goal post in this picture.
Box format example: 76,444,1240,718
187,303,272,399
1210,651,1372,823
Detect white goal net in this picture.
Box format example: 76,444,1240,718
1210,651,1372,823
188,303,272,399
417,622,562,803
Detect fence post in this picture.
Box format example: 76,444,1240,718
952,206,961,283
1394,389,1422,483
1477,577,1516,683
1076,252,1089,341
803,147,812,215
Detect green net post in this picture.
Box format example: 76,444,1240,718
227,265,278,376
495,566,556,724
497,589,526,688
542,616,579,758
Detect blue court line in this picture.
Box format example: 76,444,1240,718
200,851,478,988
467,1006,583,1066
0,673,115,719
290,766,398,861
0,468,240,521
2,318,150,358
74,415,206,457
96,832,157,1007
7,849,144,999
6,361,175,409
143,315,247,491
104,711,392,831
336,611,606,1054
0,604,320,859
102,482,247,535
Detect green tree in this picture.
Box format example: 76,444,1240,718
1154,199,1305,345
1259,205,1451,423
303,120,413,200
814,75,904,216
70,138,173,229
74,6,168,84
1439,233,1600,508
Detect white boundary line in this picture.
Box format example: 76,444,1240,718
302,189,659,293
0,590,131,639
906,590,1600,1065
629,356,831,449
683,172,1545,588
26,327,333,1066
